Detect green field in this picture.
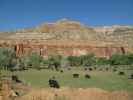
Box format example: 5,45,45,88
1,67,133,92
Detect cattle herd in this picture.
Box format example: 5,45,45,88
7,66,133,89
47,66,133,89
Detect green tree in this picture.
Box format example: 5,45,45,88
48,55,62,70
80,54,96,66
0,48,16,70
109,54,131,65
67,56,81,66
22,53,43,69
96,57,110,65
126,53,133,65
67,54,96,67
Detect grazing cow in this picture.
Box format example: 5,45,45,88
48,77,60,88
118,71,125,75
89,68,93,71
129,74,133,79
85,74,91,79
11,75,22,83
73,74,79,78
60,70,63,73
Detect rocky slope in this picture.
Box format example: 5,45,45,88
94,25,133,47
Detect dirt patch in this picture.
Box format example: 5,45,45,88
17,87,133,100
0,77,31,100
0,78,132,100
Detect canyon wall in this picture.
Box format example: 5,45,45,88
0,40,130,58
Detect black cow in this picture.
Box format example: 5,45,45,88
89,68,93,71
129,74,133,79
118,71,125,75
73,74,79,78
48,77,60,88
60,70,64,73
12,75,22,83
85,74,91,79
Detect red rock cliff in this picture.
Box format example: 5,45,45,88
0,40,130,58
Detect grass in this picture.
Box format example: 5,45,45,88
1,66,133,92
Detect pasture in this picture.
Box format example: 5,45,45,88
1,66,133,92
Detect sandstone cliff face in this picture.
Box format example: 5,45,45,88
0,19,133,58
0,40,130,58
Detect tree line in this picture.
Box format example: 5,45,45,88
0,48,133,71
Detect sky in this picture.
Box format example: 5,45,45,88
0,0,133,31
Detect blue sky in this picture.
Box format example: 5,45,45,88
0,0,133,31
